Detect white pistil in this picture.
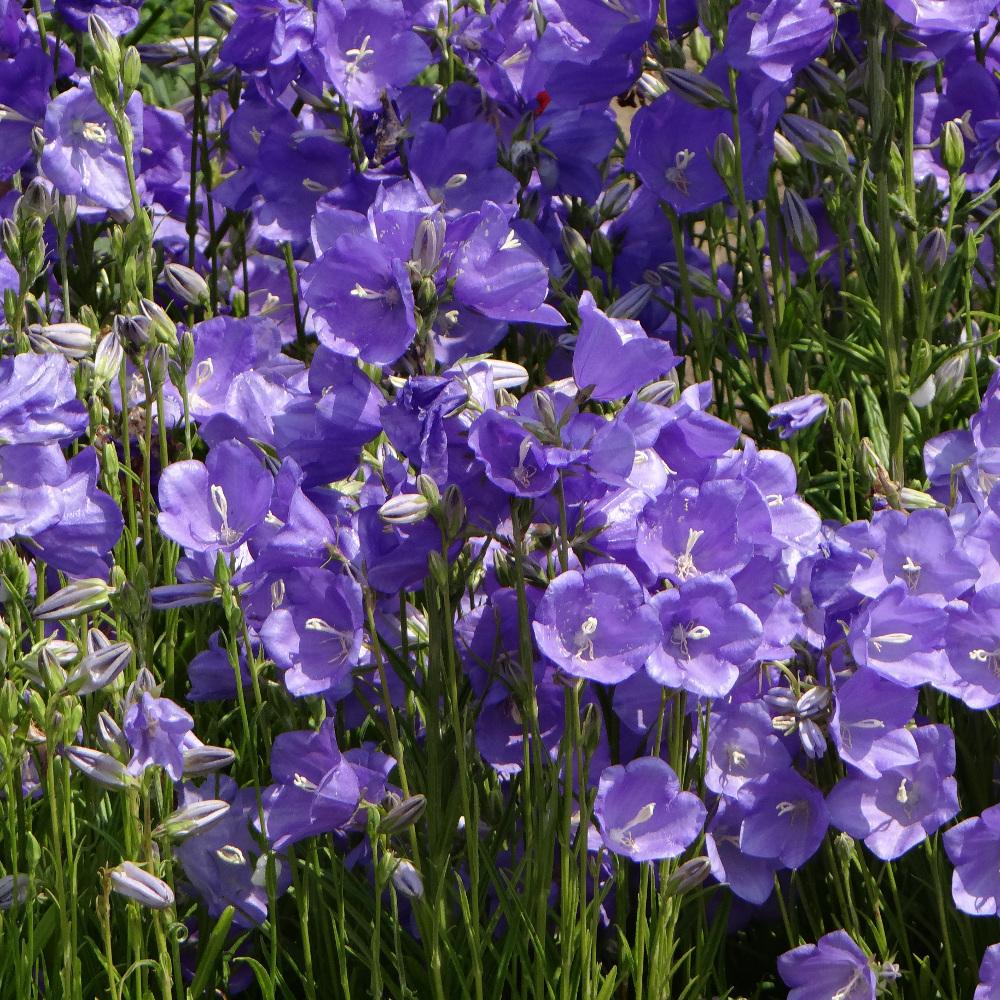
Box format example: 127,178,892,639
665,149,695,196
675,528,704,580
500,231,522,251
210,484,241,545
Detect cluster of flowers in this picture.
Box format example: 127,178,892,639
7,0,1000,995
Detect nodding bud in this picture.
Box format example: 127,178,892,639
182,744,236,776
389,857,424,899
94,331,124,386
441,484,465,537
664,857,711,896
64,746,132,790
209,3,237,28
66,633,132,695
97,709,129,756
795,685,830,718
597,178,633,220
109,862,175,910
780,114,851,174
379,492,431,525
33,578,115,621
163,262,209,305
0,875,30,911
154,799,231,841
799,719,827,759
773,131,802,169
916,227,947,275
899,487,944,511
941,119,966,176
28,323,94,360
661,67,729,109
561,226,590,275
139,298,177,346
113,313,150,349
780,189,818,258
150,580,219,608
638,374,679,405
380,794,427,836
607,283,653,319
148,342,169,389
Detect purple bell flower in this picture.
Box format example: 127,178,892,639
777,930,878,1000
593,757,705,862
976,944,1000,998
944,802,1000,916
0,352,88,446
767,393,828,440
158,439,273,555
738,769,828,870
124,693,195,782
827,724,959,861
532,563,661,684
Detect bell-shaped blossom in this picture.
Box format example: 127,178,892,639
847,582,949,688
944,803,1000,916
158,439,273,555
533,564,661,683
260,567,364,698
827,724,958,861
0,352,88,446
830,669,919,778
738,769,828,870
884,0,996,34
705,796,779,904
124,693,195,782
312,0,431,111
468,409,559,498
593,757,705,862
41,80,143,213
449,202,565,327
637,478,769,584
976,944,1000,998
945,585,1000,709
646,575,762,698
705,701,792,796
0,47,52,180
777,930,878,1000
572,292,678,402
258,720,362,850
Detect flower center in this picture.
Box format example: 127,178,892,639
665,149,695,197
80,121,108,145
675,528,704,580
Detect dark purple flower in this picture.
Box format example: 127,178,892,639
706,797,780,904
468,409,558,498
593,757,705,862
41,80,143,213
533,564,661,684
158,440,273,555
767,393,828,439
0,48,52,180
124,693,195,782
827,724,958,860
778,930,878,1000
944,802,1000,916
312,0,431,110
57,0,142,34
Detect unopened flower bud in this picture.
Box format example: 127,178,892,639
664,857,711,896
380,794,427,836
773,131,802,169
379,493,431,525
97,709,129,756
33,578,115,621
607,283,653,319
139,298,177,347
561,226,590,275
416,473,441,508
411,217,444,274
916,227,947,275
28,323,93,360
163,262,209,305
182,744,236,776
154,799,231,841
597,178,633,220
780,190,818,257
711,132,738,182
88,14,121,82
65,746,132,790
780,114,851,174
94,331,124,386
389,857,424,899
148,342,169,390
209,2,237,28
66,633,132,695
109,862,174,910
19,179,52,218
899,487,944,511
661,67,729,109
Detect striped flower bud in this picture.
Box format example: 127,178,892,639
109,862,174,910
